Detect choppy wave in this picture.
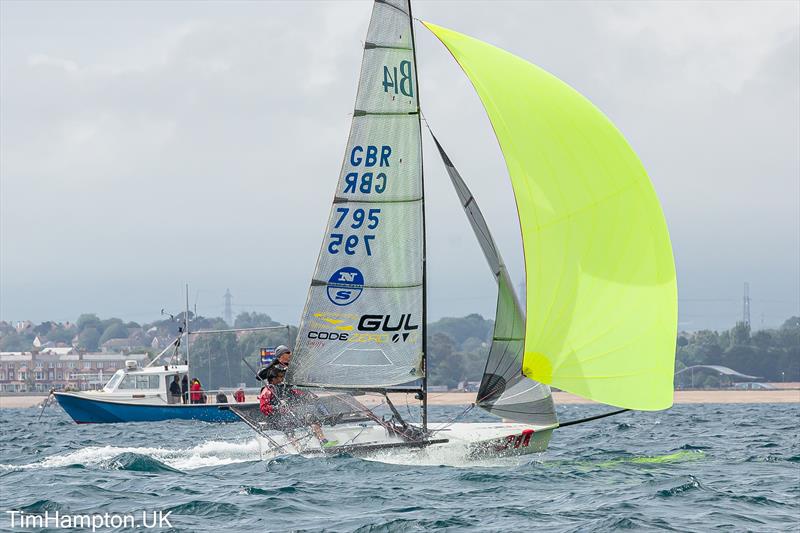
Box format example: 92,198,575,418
1,403,798,532
0,438,265,472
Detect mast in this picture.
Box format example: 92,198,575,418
407,0,427,432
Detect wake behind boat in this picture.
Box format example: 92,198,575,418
232,0,677,461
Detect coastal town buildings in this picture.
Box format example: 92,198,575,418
0,351,149,392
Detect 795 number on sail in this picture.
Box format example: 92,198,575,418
328,234,375,256
327,207,380,256
334,207,381,230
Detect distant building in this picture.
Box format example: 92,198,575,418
101,338,138,353
40,347,76,356
15,321,33,334
0,352,32,392
0,351,149,392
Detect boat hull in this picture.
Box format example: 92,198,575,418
251,422,554,460
54,392,249,424
456,424,553,459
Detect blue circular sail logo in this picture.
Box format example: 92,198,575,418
327,267,364,306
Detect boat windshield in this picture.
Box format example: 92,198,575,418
118,374,160,390
104,370,125,391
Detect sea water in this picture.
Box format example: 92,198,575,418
1,403,798,532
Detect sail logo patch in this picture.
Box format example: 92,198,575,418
327,267,364,306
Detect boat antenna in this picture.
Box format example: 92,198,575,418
185,284,191,370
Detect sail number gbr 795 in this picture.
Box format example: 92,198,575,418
328,207,381,256
329,142,394,256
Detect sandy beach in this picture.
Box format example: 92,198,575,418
2,389,798,410
413,389,800,406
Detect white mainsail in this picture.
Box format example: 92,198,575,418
288,0,424,388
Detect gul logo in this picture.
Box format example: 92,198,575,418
358,314,418,343
392,333,411,343
306,313,418,344
358,314,419,332
326,267,364,306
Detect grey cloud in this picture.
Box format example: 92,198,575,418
1,1,797,330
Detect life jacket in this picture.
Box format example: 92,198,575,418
233,389,245,403
258,385,280,416
190,381,202,402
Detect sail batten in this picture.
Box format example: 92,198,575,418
424,21,678,411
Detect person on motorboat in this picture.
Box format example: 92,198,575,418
190,378,206,404
233,388,246,403
257,366,335,447
169,375,182,404
181,375,189,404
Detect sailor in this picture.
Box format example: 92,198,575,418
258,366,335,447
270,345,292,369
257,370,281,417
255,345,291,382
169,375,182,404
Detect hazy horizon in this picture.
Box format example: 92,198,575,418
2,1,798,331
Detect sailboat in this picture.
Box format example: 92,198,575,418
232,0,677,458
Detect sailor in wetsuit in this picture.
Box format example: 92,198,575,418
258,366,336,447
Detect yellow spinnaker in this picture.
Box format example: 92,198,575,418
424,22,677,410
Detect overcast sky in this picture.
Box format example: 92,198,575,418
1,1,798,331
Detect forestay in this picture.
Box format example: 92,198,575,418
289,0,424,388
431,134,557,427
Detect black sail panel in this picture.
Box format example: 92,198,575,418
431,134,557,426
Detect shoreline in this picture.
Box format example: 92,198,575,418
1,389,798,410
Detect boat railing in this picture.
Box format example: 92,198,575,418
172,387,262,405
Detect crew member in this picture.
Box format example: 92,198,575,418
258,367,335,447
269,345,292,369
